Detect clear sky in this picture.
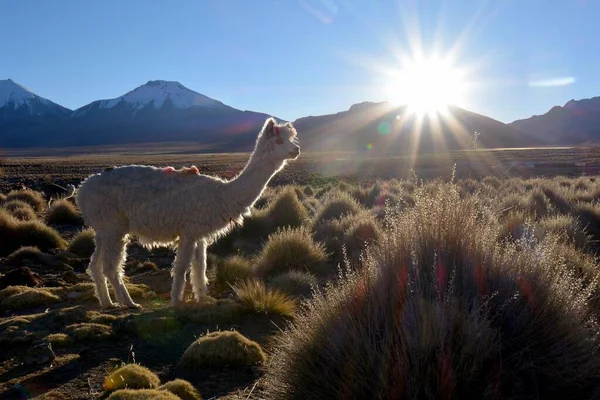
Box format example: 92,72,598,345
2,0,599,123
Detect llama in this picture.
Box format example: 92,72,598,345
75,117,300,308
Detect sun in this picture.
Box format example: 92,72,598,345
385,54,467,117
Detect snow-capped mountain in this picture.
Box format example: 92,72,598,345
73,80,224,117
0,79,71,119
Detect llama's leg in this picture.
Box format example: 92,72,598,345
102,234,140,309
86,235,114,308
171,237,195,306
190,238,209,301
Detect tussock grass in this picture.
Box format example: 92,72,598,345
179,330,266,368
108,390,178,400
255,227,329,278
5,245,47,266
264,183,600,399
104,363,160,392
214,255,254,293
269,270,318,298
46,198,83,225
0,286,60,310
303,185,314,196
158,379,202,400
66,322,113,341
536,214,590,249
264,187,308,230
233,279,297,317
313,191,363,226
5,189,46,212
2,199,37,220
0,209,67,256
573,202,600,244
67,228,95,257
44,333,73,348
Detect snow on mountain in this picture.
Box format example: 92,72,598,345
96,80,222,111
0,79,52,109
0,79,71,117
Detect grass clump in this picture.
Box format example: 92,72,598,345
5,189,46,212
0,210,67,256
66,322,113,341
44,333,73,348
265,187,308,229
104,363,161,392
46,198,83,225
2,200,37,221
536,214,589,249
214,255,254,293
158,379,202,400
269,270,318,298
343,216,382,263
255,227,329,278
179,330,266,368
135,261,158,273
233,279,297,317
264,183,600,400
312,191,363,226
108,390,179,400
67,228,95,257
0,286,60,310
303,185,314,196
5,245,47,266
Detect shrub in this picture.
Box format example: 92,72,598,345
108,390,178,400
158,379,202,400
573,203,600,244
0,210,67,256
265,187,308,230
179,330,266,368
44,333,73,348
104,363,161,392
527,188,552,218
269,270,318,298
541,186,571,213
264,184,600,399
497,211,531,242
343,217,382,263
536,214,589,249
5,246,47,266
66,322,113,341
46,198,83,225
255,227,329,278
68,229,95,257
312,190,363,226
214,255,254,293
2,200,37,221
0,285,60,310
233,279,297,317
5,189,46,212
482,176,501,189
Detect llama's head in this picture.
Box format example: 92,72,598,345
257,117,301,164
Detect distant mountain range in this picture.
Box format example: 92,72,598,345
0,78,597,153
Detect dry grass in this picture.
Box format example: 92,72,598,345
67,228,95,257
66,322,113,341
158,379,202,400
107,390,179,400
269,270,318,298
312,190,363,226
214,255,254,293
104,363,161,392
179,330,266,368
0,286,61,310
0,209,67,256
2,199,38,220
5,189,46,212
46,198,83,225
232,279,297,317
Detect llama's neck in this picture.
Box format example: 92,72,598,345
224,151,280,215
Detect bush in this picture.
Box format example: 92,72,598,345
0,210,67,256
214,255,254,293
343,216,382,263
46,198,83,225
264,184,600,399
104,363,160,392
536,214,589,249
255,227,329,278
44,333,73,348
68,228,95,257
2,200,37,221
158,379,202,400
233,279,297,317
573,203,600,244
312,191,363,226
179,330,266,368
269,271,318,298
5,189,46,212
265,187,308,230
5,246,47,266
108,390,179,400
0,286,60,310
66,322,113,341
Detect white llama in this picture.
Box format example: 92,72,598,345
75,117,300,308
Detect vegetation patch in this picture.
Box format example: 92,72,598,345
269,270,318,298
5,189,46,212
66,322,113,341
179,330,266,368
0,210,67,256
107,390,179,400
104,363,161,392
214,255,254,293
233,279,297,317
67,228,96,258
0,286,61,310
46,198,84,225
158,379,202,400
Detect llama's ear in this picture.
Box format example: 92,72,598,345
263,117,276,137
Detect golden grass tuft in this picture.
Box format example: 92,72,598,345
0,286,61,310
46,198,83,225
44,333,73,348
104,363,161,392
107,390,179,400
2,199,38,221
233,279,297,317
5,189,46,212
67,228,96,258
158,379,202,400
312,190,363,226
0,209,67,256
269,270,318,298
66,322,113,341
214,255,254,293
179,330,266,368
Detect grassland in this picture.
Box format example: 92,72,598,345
1,146,600,399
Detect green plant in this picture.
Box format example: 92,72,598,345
0,286,60,310
5,189,46,212
104,363,161,392
107,390,179,400
158,379,202,400
2,199,37,220
179,330,266,368
214,255,254,293
269,270,318,298
255,227,329,278
233,279,297,317
66,322,113,341
312,191,363,227
0,210,67,256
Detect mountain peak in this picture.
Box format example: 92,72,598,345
0,78,49,108
95,80,222,111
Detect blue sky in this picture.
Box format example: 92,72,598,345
2,0,599,123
